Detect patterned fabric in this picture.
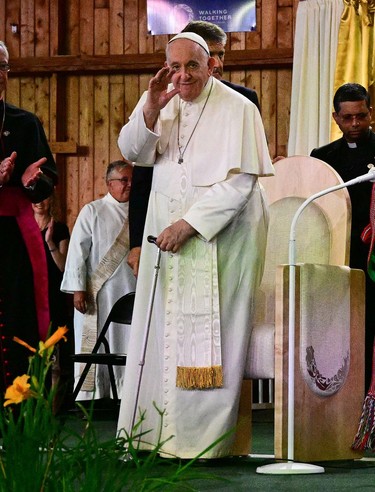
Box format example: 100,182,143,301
353,182,375,449
352,340,375,450
300,264,351,397
80,218,130,391
361,182,375,281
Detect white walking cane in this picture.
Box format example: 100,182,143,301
130,235,161,432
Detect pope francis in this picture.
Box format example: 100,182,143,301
116,32,274,459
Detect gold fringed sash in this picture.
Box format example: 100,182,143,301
176,365,223,389
80,218,129,392
174,233,223,390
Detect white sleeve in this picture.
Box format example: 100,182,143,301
117,92,160,166
183,173,257,242
60,205,93,293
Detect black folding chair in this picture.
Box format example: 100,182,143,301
72,291,135,401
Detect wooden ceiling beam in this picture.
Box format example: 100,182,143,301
8,48,293,76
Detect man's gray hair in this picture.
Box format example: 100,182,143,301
106,160,132,181
181,21,227,46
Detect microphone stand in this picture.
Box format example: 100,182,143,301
257,166,375,474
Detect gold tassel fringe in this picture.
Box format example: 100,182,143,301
176,365,223,389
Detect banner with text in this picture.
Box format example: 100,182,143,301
147,0,256,35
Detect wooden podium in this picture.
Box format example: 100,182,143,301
274,264,365,462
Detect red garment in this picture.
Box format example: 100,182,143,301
0,186,49,340
361,182,375,282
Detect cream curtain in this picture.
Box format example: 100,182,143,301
331,0,375,140
287,0,344,156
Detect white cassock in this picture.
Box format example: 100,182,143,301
116,77,274,458
61,193,136,400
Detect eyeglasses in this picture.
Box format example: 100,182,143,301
108,177,130,183
338,112,370,122
0,63,10,72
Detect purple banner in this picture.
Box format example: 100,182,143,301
147,0,256,35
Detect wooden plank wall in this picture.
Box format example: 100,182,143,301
0,0,299,230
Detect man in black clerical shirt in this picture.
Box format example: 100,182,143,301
311,82,375,389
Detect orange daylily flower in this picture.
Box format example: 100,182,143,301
39,326,68,353
3,374,33,407
12,336,37,353
13,326,68,356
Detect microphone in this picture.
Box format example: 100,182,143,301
341,165,375,186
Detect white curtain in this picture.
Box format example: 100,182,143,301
287,0,344,157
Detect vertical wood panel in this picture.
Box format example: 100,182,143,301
154,35,169,54
20,0,34,56
65,76,80,229
66,0,80,55
35,0,49,56
49,73,57,141
229,31,246,89
248,1,261,48
261,70,277,160
261,0,277,49
139,74,150,95
34,76,50,137
108,1,125,163
109,77,126,162
79,0,94,55
94,7,110,197
49,0,59,55
94,7,109,55
54,73,70,221
124,0,139,53
6,0,21,57
277,69,291,157
0,1,6,40
277,6,293,49
20,76,35,112
109,0,125,54
257,0,277,159
93,75,110,198
78,76,95,211
124,74,141,123
6,79,20,105
245,70,261,109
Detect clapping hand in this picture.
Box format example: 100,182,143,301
21,157,47,188
45,217,54,244
0,151,16,186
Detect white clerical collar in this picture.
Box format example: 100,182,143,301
105,192,128,207
347,142,357,148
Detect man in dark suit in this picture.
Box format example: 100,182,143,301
311,82,375,389
186,21,260,110
127,21,262,276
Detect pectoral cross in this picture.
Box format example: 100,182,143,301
178,155,183,164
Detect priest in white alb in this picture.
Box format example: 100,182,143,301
116,33,274,459
61,161,136,401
